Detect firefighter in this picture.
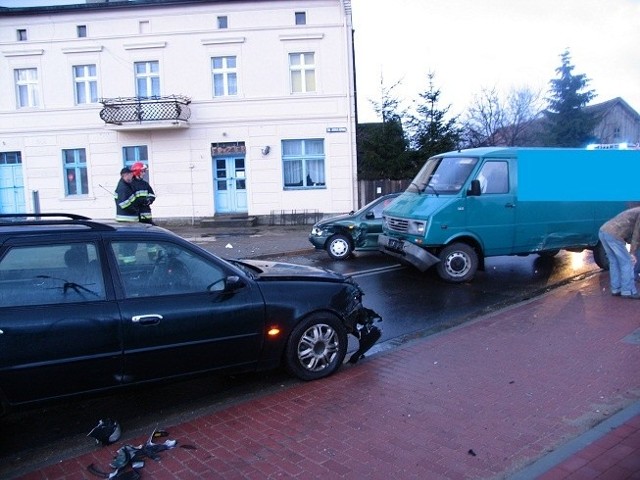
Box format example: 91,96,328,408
114,167,139,222
131,162,156,224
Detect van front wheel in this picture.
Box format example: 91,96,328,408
437,243,478,283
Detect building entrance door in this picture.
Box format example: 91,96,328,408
213,156,247,214
0,153,26,213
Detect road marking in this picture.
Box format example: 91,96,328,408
348,264,405,278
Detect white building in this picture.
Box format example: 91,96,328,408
0,0,358,223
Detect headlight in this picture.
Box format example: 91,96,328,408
407,220,426,235
311,226,322,236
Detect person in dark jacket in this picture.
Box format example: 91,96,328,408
598,206,640,299
114,167,139,222
130,162,156,224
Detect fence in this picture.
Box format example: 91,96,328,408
358,179,411,207
268,209,323,226
264,180,410,226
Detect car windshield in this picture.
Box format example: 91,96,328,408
351,195,396,215
407,156,478,195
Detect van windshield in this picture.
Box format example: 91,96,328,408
407,156,478,195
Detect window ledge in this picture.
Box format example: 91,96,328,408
62,46,104,54
123,42,167,50
279,33,324,41
2,49,44,57
201,37,246,45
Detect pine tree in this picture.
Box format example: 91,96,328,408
357,77,414,180
544,49,597,147
409,72,461,158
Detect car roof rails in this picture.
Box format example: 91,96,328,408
0,213,116,231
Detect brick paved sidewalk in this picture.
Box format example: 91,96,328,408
15,271,640,479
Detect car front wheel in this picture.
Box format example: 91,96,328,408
326,234,352,260
284,314,348,381
436,242,479,283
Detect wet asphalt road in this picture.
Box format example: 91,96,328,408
0,248,600,479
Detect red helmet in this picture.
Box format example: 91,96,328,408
131,162,147,176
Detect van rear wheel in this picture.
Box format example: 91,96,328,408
592,241,609,270
436,243,478,283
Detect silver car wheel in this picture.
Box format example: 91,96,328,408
296,323,339,372
327,234,352,260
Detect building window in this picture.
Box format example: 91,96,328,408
217,16,228,29
63,148,88,196
282,139,325,189
123,146,149,180
135,61,160,98
139,21,150,34
295,12,306,25
14,68,39,108
613,126,621,140
0,152,22,165
77,25,87,37
73,65,98,104
212,56,237,97
17,29,27,41
289,52,316,93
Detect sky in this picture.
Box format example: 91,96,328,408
351,0,640,122
3,0,639,123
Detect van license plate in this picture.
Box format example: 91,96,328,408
387,238,403,252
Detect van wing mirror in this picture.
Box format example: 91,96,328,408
468,179,481,196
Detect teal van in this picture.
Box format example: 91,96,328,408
378,147,638,282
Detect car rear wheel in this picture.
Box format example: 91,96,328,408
436,242,478,283
326,234,352,260
284,314,347,381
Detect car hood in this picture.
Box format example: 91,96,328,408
234,259,347,282
315,213,353,228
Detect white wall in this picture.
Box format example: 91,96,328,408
0,0,357,220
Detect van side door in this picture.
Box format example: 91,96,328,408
466,159,516,256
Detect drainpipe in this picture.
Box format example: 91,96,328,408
32,190,40,214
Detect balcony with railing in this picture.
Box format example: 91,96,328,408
99,95,191,130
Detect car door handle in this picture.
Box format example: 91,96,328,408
131,314,163,325
505,203,516,208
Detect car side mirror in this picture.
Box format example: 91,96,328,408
224,275,244,292
468,179,481,196
365,211,375,219
209,275,245,293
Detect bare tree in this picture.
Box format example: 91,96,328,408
501,86,544,146
462,87,505,147
461,85,543,147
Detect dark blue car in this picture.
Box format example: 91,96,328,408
0,214,381,414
